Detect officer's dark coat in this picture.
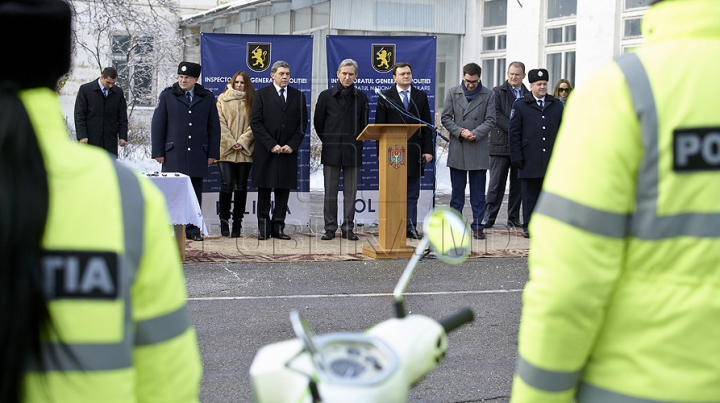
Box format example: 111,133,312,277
375,85,434,177
508,93,563,179
74,78,128,155
250,84,308,189
313,84,369,167
151,83,221,177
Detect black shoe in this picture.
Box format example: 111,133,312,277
220,220,230,237
231,220,242,238
321,231,335,240
187,233,203,241
258,233,269,241
406,230,422,239
523,228,530,238
483,222,495,229
473,229,486,240
342,230,359,241
271,231,291,240
507,220,523,227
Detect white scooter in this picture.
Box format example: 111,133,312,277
249,207,475,403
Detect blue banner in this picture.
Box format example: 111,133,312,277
325,35,437,224
200,33,313,227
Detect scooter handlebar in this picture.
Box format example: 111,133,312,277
439,308,474,334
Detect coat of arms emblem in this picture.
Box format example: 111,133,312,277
388,145,405,169
372,44,395,73
247,43,271,72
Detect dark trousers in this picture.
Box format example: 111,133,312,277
323,165,359,232
485,155,522,224
257,187,290,236
450,168,487,231
520,178,544,228
217,162,252,223
187,176,204,236
407,175,421,232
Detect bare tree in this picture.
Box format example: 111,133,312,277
68,0,182,116
67,0,183,162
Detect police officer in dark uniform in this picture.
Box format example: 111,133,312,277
508,68,563,238
151,62,221,241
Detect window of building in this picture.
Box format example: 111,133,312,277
482,57,506,89
624,17,642,38
547,24,576,45
625,0,649,9
483,34,507,51
620,1,647,54
483,0,507,27
547,0,577,19
546,51,575,88
111,34,153,107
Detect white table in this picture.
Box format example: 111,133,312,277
149,173,208,260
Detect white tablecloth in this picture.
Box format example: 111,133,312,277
149,173,208,235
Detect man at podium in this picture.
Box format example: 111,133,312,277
375,62,434,239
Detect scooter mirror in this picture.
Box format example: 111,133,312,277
290,310,319,356
423,207,472,265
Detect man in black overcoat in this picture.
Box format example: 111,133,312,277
508,68,563,238
375,62,435,239
151,61,221,241
250,60,308,240
314,58,369,241
74,67,128,155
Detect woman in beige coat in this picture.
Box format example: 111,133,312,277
216,71,255,237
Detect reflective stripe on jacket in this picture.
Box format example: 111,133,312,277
20,88,202,402
511,1,720,402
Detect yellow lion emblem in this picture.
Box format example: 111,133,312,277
376,49,393,70
251,47,267,69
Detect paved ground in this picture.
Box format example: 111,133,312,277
187,191,526,402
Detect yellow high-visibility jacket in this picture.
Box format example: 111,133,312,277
20,87,202,402
512,1,720,402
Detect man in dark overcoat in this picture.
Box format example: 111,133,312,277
375,62,435,239
250,60,308,240
484,61,529,228
508,68,563,238
151,61,221,241
314,58,369,241
74,67,128,156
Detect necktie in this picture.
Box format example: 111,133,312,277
514,88,520,99
186,92,192,104
401,90,409,109
279,88,286,107
103,88,108,98
538,99,544,109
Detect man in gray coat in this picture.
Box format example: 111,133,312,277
441,62,496,239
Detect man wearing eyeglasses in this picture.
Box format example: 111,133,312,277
441,62,496,239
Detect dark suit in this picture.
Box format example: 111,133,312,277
151,82,221,236
508,93,563,227
484,80,529,226
74,78,128,155
375,85,434,232
250,84,308,236
314,83,369,232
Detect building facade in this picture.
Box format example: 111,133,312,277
59,0,649,143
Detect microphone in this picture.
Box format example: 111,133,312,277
374,87,389,102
